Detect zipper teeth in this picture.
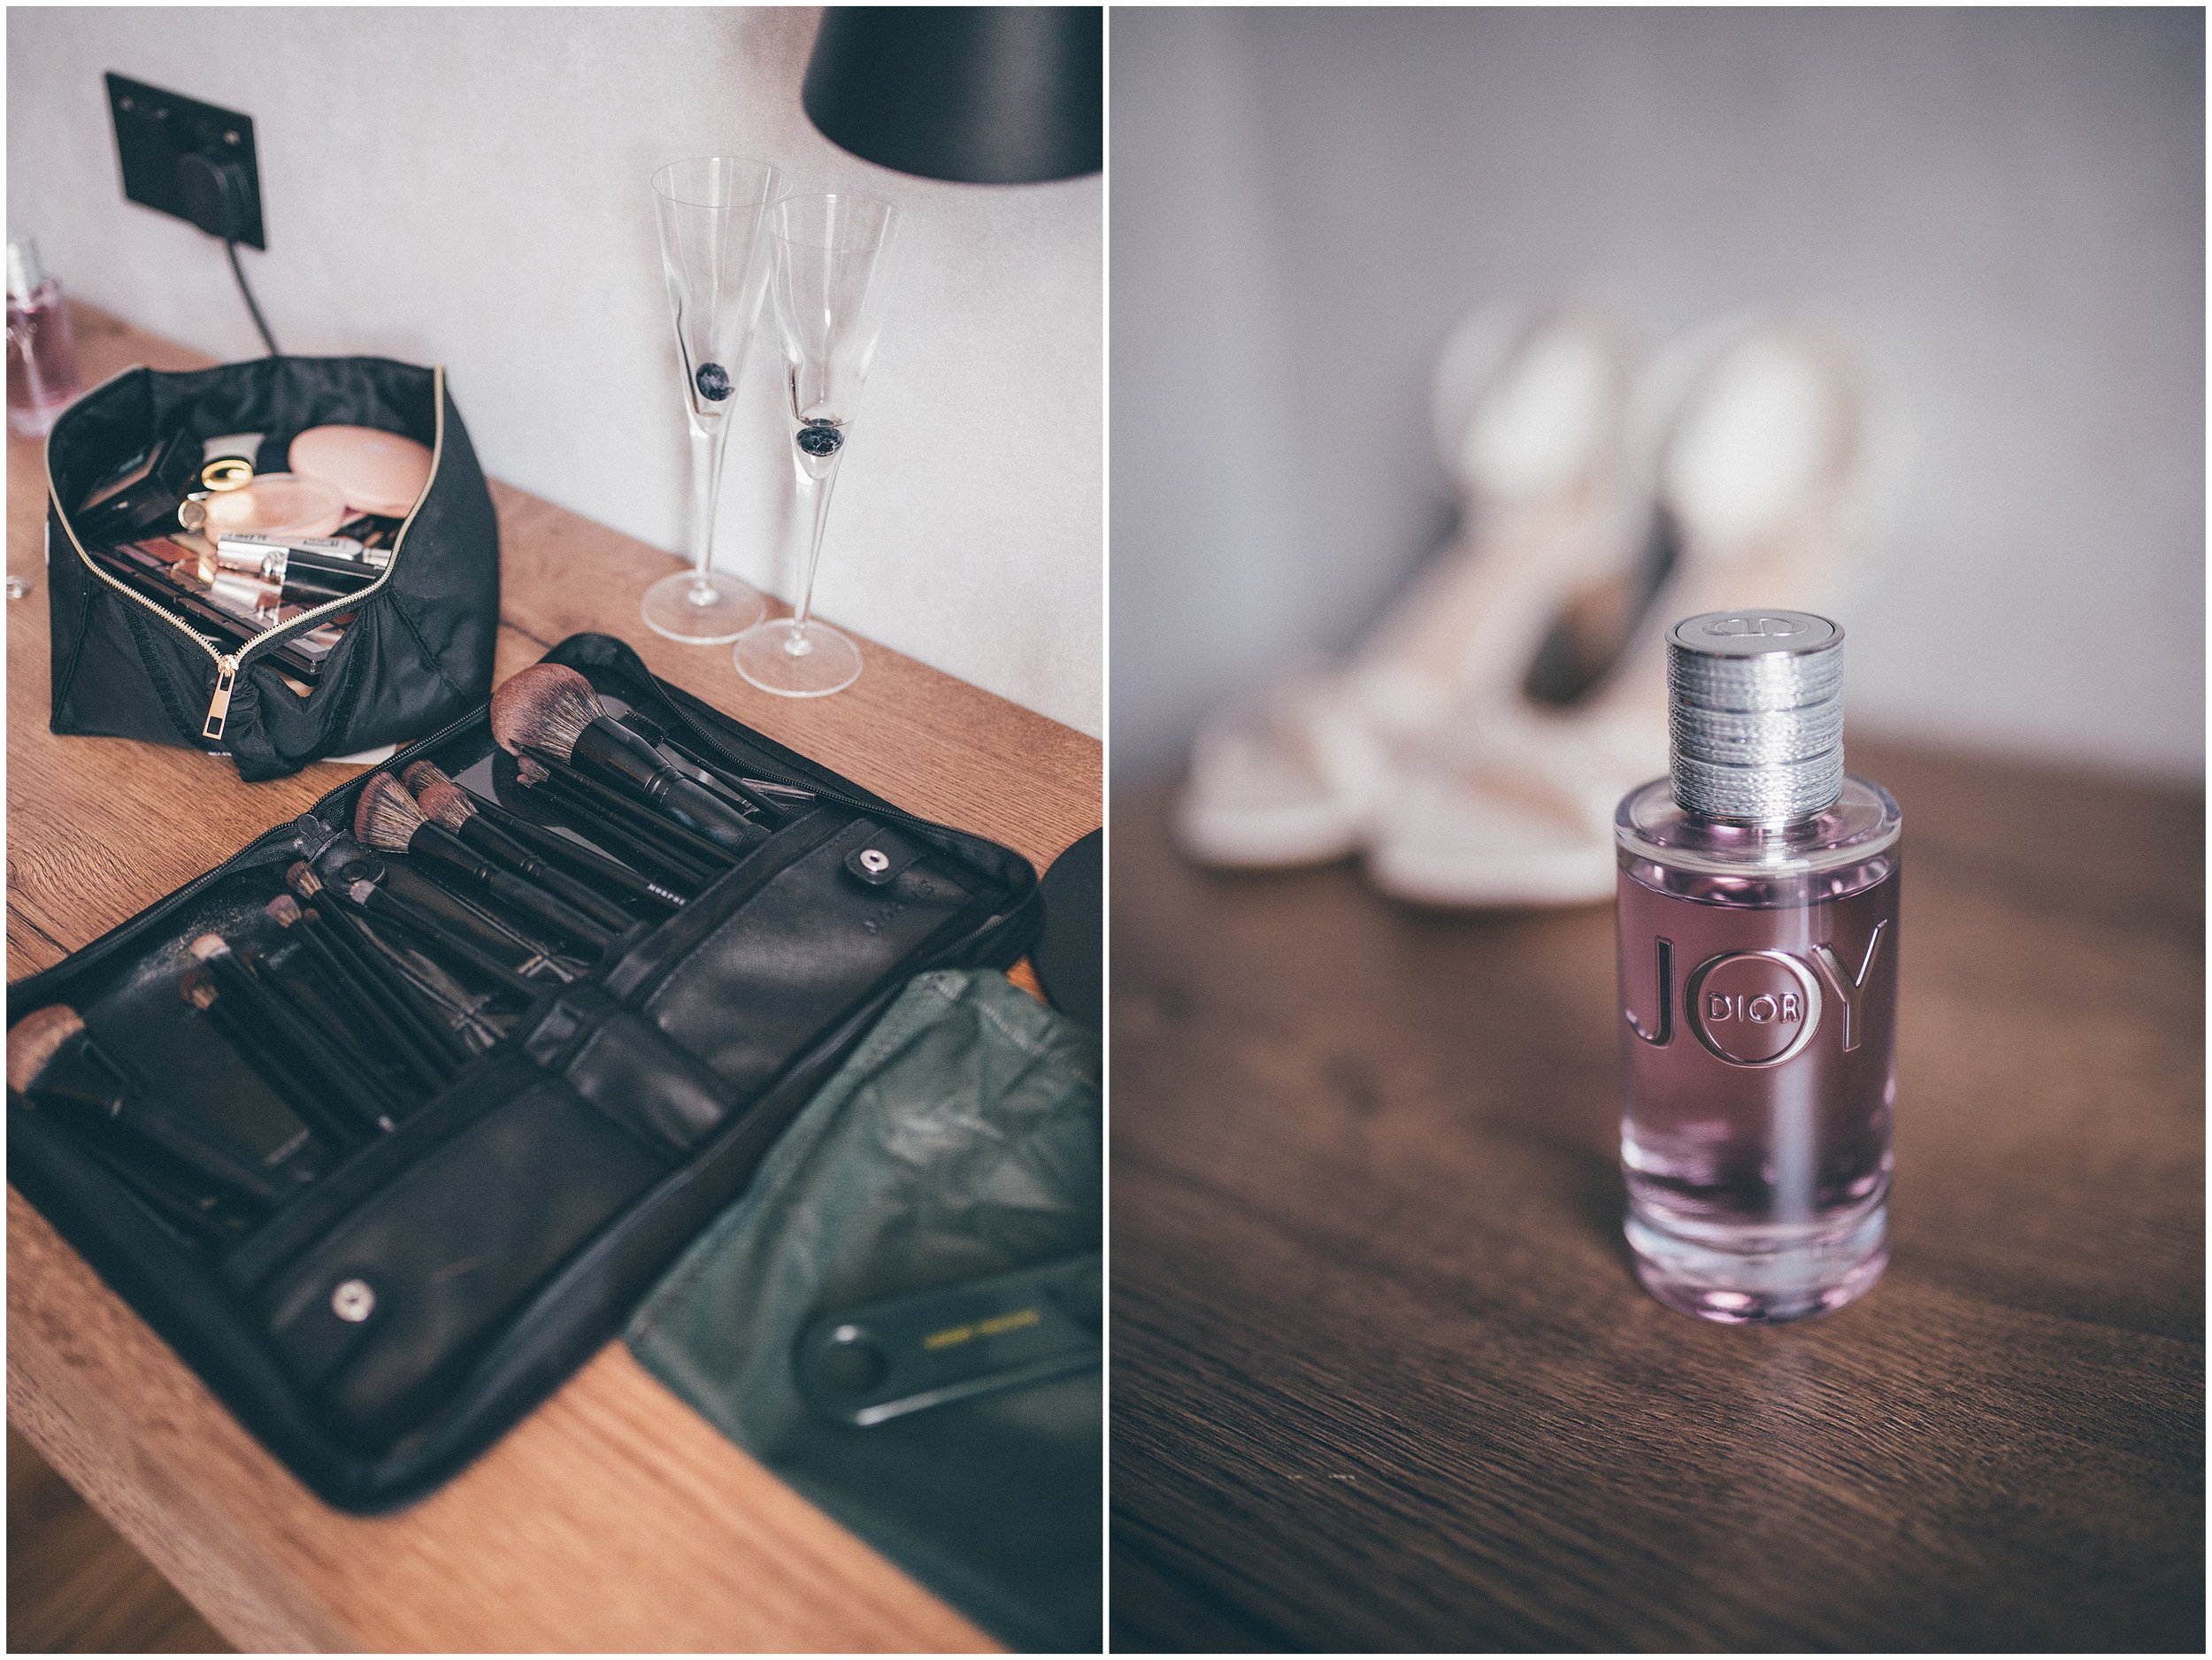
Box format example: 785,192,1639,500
46,363,449,671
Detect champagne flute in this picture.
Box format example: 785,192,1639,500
733,192,900,697
641,157,781,644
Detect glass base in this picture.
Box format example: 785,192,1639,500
733,618,862,698
641,570,765,644
8,397,72,442
1625,1203,1888,1325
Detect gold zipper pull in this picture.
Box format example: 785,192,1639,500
203,655,240,741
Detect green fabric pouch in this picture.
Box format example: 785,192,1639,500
625,967,1101,1652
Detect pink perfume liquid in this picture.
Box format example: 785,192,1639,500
6,248,81,441
1616,774,1901,1323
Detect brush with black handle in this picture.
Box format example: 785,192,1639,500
285,861,482,1064
522,748,739,871
403,761,687,911
190,934,398,1137
316,842,580,988
511,754,718,889
403,768,641,930
338,873,546,1000
615,710,805,819
280,876,475,1071
265,895,455,1091
490,665,764,854
354,775,615,953
179,967,363,1155
11,1003,290,1208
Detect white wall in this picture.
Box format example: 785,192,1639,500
1111,6,2205,785
9,6,1103,736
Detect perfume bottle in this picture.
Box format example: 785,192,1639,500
1615,611,1900,1324
6,234,82,440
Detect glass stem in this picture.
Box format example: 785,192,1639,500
688,418,729,598
789,448,843,650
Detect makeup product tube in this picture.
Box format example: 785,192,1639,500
1614,611,1899,1324
215,533,388,579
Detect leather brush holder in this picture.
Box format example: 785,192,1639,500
6,632,1042,1511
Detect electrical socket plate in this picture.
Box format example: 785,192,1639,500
105,73,265,250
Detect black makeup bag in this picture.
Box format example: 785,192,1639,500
42,356,499,781
6,632,1043,1511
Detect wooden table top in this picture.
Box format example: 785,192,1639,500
1110,746,2203,1652
7,304,1099,1652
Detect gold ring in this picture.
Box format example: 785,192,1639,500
200,457,255,492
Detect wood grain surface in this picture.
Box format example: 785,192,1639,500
1110,746,2203,1652
8,304,1098,1652
10,1427,227,1653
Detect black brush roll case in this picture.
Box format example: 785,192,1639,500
6,633,1042,1511
43,356,499,781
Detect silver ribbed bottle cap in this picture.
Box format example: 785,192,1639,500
1668,611,1844,823
6,234,43,305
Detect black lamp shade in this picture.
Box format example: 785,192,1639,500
802,7,1103,185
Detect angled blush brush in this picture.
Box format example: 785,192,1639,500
403,770,637,932
403,761,686,911
489,664,762,852
354,774,614,952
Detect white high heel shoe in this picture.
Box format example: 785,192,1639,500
1173,301,1639,869
1364,313,1874,907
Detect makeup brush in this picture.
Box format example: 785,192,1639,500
511,757,718,889
489,665,763,852
514,738,734,873
287,858,463,1049
404,772,637,932
265,895,452,1090
526,747,741,870
179,966,347,1154
613,710,798,819
190,935,396,1136
309,844,570,988
380,859,585,987
280,876,453,1044
302,896,480,1068
341,876,545,999
214,533,389,588
12,1003,288,1205
403,761,687,911
354,774,614,951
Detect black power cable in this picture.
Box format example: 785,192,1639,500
223,237,280,357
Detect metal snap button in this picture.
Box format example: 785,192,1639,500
332,1279,376,1323
858,849,891,874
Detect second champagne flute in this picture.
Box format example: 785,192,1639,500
642,156,781,644
734,192,900,697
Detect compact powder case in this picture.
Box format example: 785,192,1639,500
182,473,349,541
290,426,434,519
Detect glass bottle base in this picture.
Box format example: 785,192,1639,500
9,395,75,441
1625,1203,1888,1325
641,570,766,644
733,618,862,697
